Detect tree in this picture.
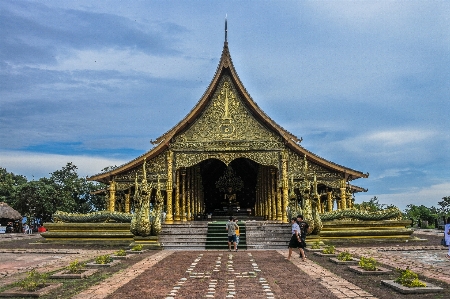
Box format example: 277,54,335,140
3,163,106,222
437,196,450,217
0,168,27,206
403,204,438,226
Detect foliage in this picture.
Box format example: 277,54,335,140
437,196,450,217
394,268,426,288
131,244,144,251
359,257,378,271
337,251,353,261
16,269,49,291
322,245,335,254
95,254,112,264
403,204,439,225
311,240,321,249
115,249,127,256
353,196,396,212
0,164,106,222
0,168,27,206
66,260,86,273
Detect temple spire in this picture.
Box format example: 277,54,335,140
225,15,228,42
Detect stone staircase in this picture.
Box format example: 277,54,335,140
205,221,247,250
245,221,291,249
158,221,290,250
158,222,208,250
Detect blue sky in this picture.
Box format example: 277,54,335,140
0,0,449,211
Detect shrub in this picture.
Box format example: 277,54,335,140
115,249,127,256
394,268,426,288
337,251,353,261
322,245,335,254
16,270,48,291
66,260,86,273
131,244,143,251
95,254,112,264
311,241,321,249
359,257,378,271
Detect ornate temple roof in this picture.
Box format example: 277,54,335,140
89,26,368,184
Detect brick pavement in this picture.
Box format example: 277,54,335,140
277,250,377,299
71,250,174,299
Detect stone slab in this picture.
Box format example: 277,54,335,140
381,280,443,294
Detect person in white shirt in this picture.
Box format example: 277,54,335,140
445,218,450,259
287,217,302,260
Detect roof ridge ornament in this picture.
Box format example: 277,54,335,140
225,14,228,42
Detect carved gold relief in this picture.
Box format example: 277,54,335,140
171,76,284,151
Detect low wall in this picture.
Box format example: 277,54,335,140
320,220,413,239
41,222,134,244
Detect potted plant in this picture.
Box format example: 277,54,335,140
86,254,120,268
306,240,322,252
50,259,98,279
0,270,62,297
314,245,337,256
348,256,392,275
127,244,146,254
329,251,358,264
381,268,443,294
111,249,129,260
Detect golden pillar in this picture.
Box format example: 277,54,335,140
327,190,332,212
186,168,191,220
174,169,180,221
272,169,280,221
340,179,347,210
166,151,174,222
125,189,130,213
109,181,116,212
265,167,271,220
281,151,289,223
181,168,186,221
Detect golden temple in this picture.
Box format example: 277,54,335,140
88,23,370,227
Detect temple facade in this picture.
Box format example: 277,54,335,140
88,29,368,224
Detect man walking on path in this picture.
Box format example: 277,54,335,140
296,214,308,261
226,216,239,251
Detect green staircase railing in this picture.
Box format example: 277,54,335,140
205,221,246,250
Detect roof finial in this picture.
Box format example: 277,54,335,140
225,14,228,42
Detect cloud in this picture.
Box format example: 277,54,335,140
0,151,127,179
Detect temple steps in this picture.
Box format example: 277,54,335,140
158,221,290,250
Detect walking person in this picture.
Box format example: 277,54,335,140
296,214,309,261
287,217,302,260
226,216,238,252
445,217,450,259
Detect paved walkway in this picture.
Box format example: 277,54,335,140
278,250,377,299
1,231,449,298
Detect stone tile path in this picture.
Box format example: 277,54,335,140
277,250,377,299
72,250,173,299
1,231,449,299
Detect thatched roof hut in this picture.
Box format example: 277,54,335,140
0,202,22,220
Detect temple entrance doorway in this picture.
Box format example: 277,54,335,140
198,158,259,216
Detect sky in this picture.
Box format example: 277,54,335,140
0,0,449,212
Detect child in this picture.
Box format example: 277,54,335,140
234,219,240,250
